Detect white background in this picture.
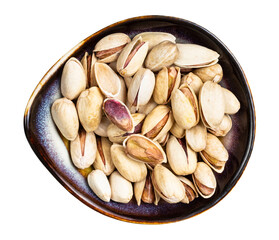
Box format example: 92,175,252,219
1,0,277,239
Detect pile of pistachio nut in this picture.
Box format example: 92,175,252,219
51,32,240,205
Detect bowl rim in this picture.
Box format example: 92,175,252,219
23,15,256,224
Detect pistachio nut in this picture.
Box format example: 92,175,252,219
199,81,225,128
93,136,115,175
166,135,197,175
153,66,181,104
77,87,104,132
141,105,174,141
114,75,127,103
145,40,179,72
94,33,131,63
107,113,145,144
133,32,176,50
61,57,86,100
178,177,198,204
103,98,134,132
109,171,133,203
70,129,97,169
116,36,148,77
185,121,207,152
180,72,203,95
94,62,121,97
222,88,240,114
123,134,167,167
51,97,79,141
81,51,97,88
170,122,185,139
137,99,158,115
111,144,147,182
174,44,219,69
208,114,232,137
171,84,199,129
87,169,111,202
94,115,111,137
200,133,229,173
193,162,216,198
127,67,155,110
193,63,223,83
156,132,169,146
151,164,185,203
124,76,132,88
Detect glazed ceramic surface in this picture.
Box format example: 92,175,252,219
24,16,255,224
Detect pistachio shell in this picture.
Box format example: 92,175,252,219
156,132,169,146
124,76,133,88
109,171,133,203
222,88,240,114
111,144,147,182
77,87,104,132
51,98,79,141
193,64,223,83
185,121,207,152
137,99,158,115
208,114,232,137
87,170,111,202
170,122,185,139
70,129,97,169
94,115,111,137
178,177,198,204
61,57,86,100
114,75,127,103
145,40,179,72
81,52,97,88
181,72,203,95
134,177,146,206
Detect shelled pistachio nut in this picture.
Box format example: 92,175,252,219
109,171,133,203
178,176,198,204
208,114,232,137
70,129,97,169
171,84,199,129
151,164,185,203
222,88,240,114
94,33,131,63
145,40,179,72
141,105,174,141
193,162,216,198
77,87,104,132
123,134,167,167
87,170,111,202
166,135,197,175
93,136,115,176
180,72,203,95
103,98,134,132
51,97,79,141
111,144,147,182
200,133,229,173
193,63,223,83
185,121,207,152
94,116,111,137
153,66,181,104
127,67,155,110
61,57,86,100
116,36,148,77
81,51,97,88
170,122,185,139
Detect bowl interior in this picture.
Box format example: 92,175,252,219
24,16,255,224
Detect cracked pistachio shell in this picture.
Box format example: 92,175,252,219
93,137,115,176
186,121,207,152
70,129,97,169
199,81,225,128
151,164,185,203
170,122,185,139
111,144,147,182
88,170,111,202
81,51,97,88
145,40,179,72
209,114,232,137
61,57,86,100
77,87,104,132
107,113,145,144
174,44,219,68
193,162,216,198
109,171,133,203
141,105,174,141
181,72,203,95
94,115,110,137
171,85,199,130
166,135,197,175
200,133,229,173
153,66,181,104
127,67,155,110
94,33,131,63
116,36,148,77
193,64,223,83
222,88,240,114
51,98,79,141
178,177,198,204
94,62,121,97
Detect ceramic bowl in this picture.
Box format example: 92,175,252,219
24,15,255,224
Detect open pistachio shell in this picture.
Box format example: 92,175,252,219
166,135,197,175
185,121,207,152
222,88,240,114
178,177,198,204
94,33,131,63
137,99,158,115
200,133,229,173
193,162,216,198
81,51,97,88
156,132,170,146
170,122,185,139
116,36,148,77
181,72,203,95
208,114,232,137
174,44,219,69
94,115,111,137
61,57,86,100
193,64,223,83
111,144,147,182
